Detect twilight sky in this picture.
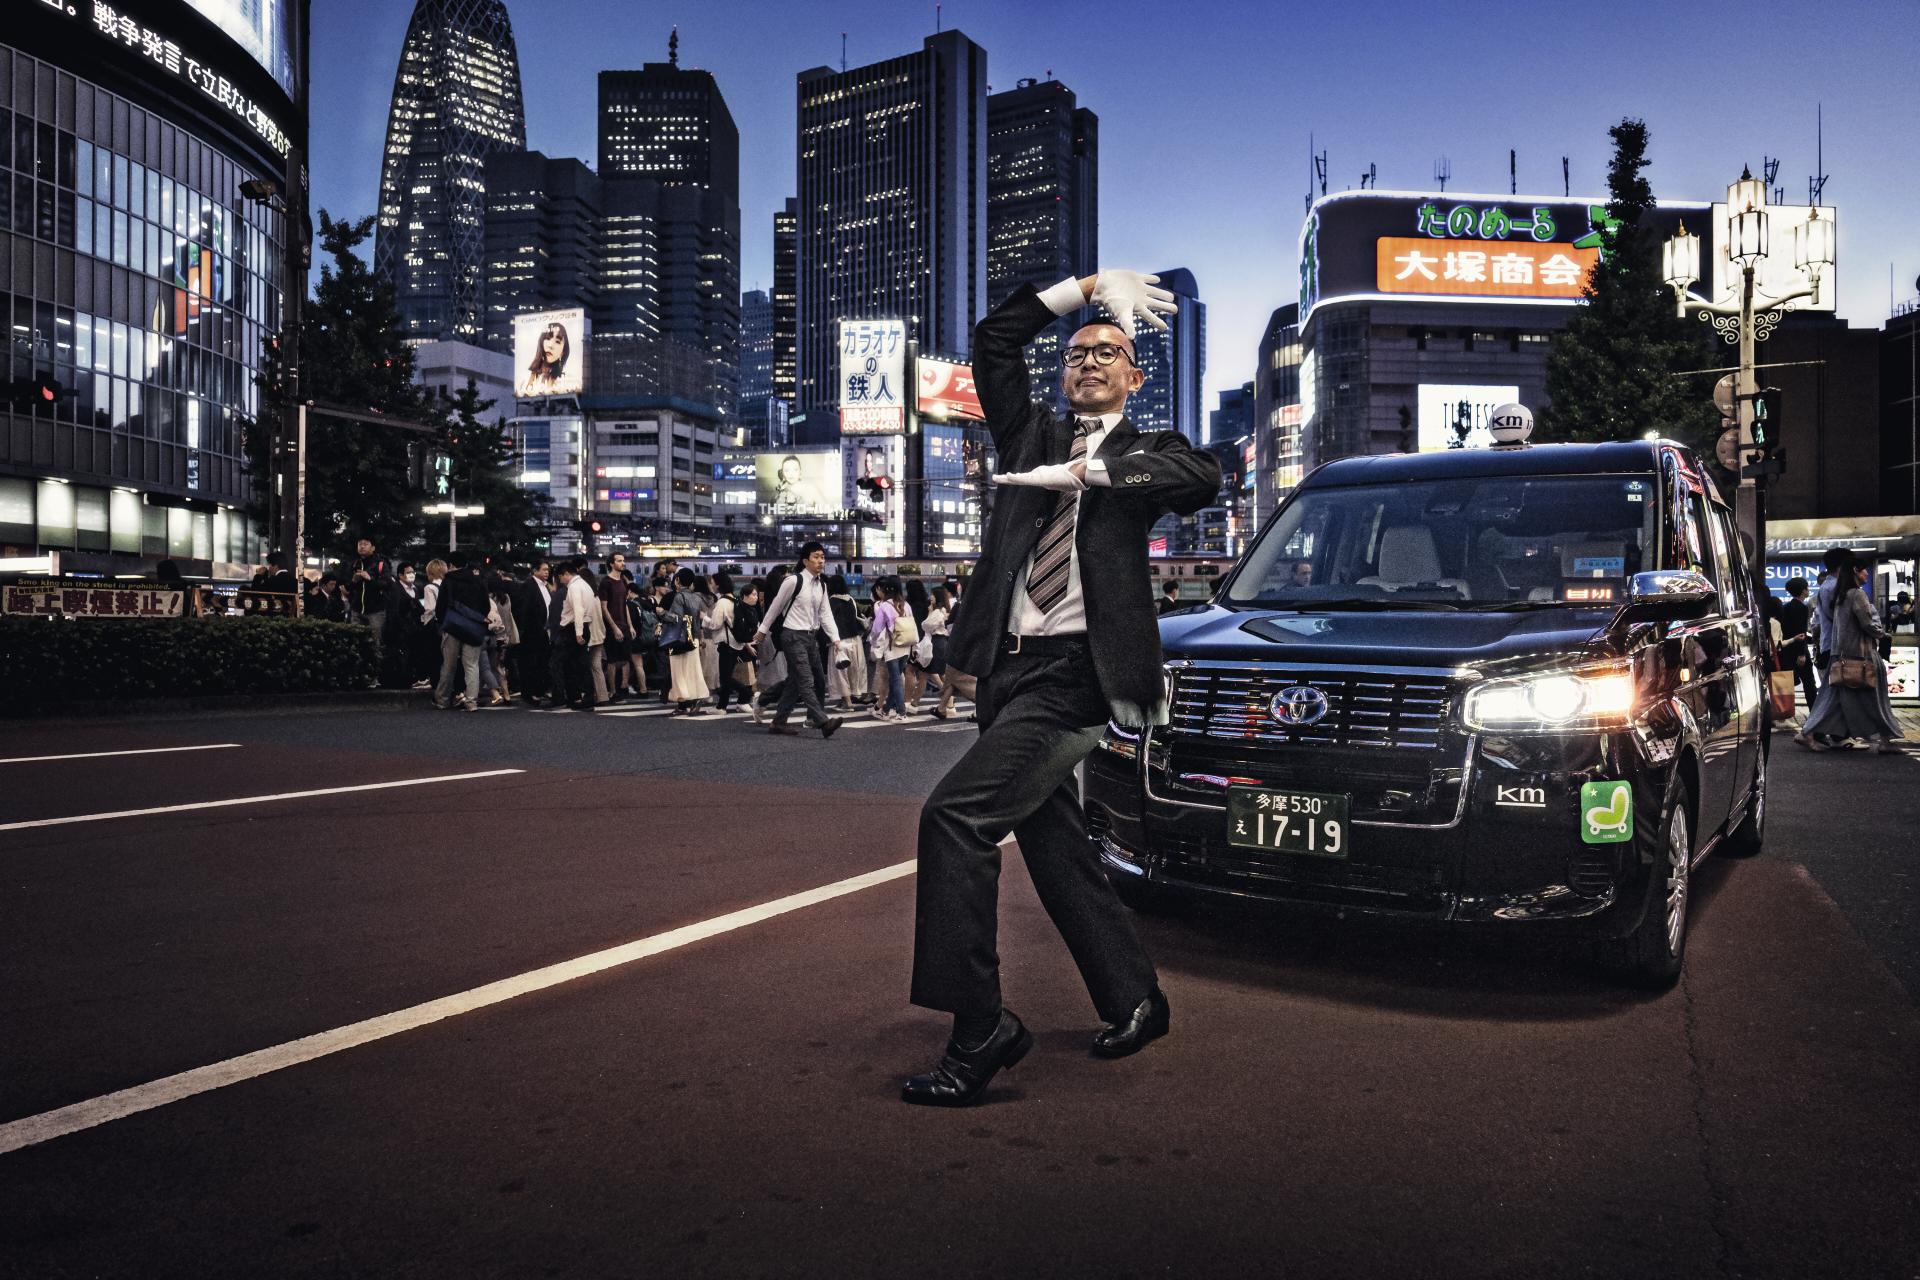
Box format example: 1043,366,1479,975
310,0,1918,411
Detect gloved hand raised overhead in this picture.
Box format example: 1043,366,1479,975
1090,270,1177,340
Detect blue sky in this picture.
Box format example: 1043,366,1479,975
311,0,1918,410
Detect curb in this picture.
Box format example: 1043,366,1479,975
1,688,435,721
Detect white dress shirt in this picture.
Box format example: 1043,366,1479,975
757,569,840,643
1006,275,1134,638
560,575,605,644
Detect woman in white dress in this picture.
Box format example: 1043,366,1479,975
665,567,712,716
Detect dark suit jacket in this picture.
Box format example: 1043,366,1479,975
947,283,1220,728
514,578,554,646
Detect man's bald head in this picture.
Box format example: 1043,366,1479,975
1061,322,1144,414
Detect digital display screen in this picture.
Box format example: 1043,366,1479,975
186,0,301,100
1563,584,1618,604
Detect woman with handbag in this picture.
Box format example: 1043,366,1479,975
867,577,915,722
1798,555,1904,753
664,567,713,716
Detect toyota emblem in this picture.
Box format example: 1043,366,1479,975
1270,685,1330,727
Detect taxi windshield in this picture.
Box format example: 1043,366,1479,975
1227,473,1660,609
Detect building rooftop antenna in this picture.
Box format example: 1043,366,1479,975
935,2,941,33
1509,149,1516,195
1763,155,1782,205
1809,103,1830,205
1434,155,1451,192
840,32,847,73
668,26,678,67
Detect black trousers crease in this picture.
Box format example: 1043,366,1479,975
911,650,1157,1024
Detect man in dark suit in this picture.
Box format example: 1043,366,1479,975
903,269,1220,1107
513,561,555,705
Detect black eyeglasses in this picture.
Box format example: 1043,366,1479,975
1061,343,1136,368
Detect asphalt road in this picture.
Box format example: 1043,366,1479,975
2,702,1916,1279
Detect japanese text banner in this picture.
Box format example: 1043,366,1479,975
1376,238,1598,300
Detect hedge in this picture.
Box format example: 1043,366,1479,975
0,616,377,710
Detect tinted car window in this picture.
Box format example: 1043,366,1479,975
1228,474,1659,607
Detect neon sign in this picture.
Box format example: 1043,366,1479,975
59,0,294,156
1416,201,1621,250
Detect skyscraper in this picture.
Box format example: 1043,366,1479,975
772,198,798,409
987,78,1098,398
481,152,602,350
374,0,526,344
740,289,774,402
795,31,988,444
598,52,741,415
1129,268,1206,444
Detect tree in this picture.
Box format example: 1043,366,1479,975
244,210,428,559
428,378,549,560
1537,120,1722,447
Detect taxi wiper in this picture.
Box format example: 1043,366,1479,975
1458,599,1586,611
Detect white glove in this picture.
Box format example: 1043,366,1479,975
992,463,1087,492
1090,269,1177,340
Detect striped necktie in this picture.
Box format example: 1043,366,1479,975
1024,418,1098,615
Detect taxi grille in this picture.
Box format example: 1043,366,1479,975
1170,668,1452,752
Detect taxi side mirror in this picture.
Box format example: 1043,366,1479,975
1607,570,1716,642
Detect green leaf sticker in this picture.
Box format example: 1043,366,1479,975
1580,780,1634,844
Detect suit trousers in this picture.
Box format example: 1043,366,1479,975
772,629,832,728
911,648,1157,1023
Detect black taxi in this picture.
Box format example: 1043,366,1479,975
1086,435,1767,986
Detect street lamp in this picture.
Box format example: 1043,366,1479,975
423,493,486,552
1660,166,1834,564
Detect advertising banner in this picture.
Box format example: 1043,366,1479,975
839,319,907,435
847,435,906,557
917,358,983,421
1378,238,1598,301
755,450,839,519
186,0,300,100
1299,191,1705,322
514,309,587,398
4,581,183,619
1416,384,1521,451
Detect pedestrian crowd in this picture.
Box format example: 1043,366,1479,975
305,535,972,732
1771,547,1913,755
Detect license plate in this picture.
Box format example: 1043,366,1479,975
1225,787,1351,859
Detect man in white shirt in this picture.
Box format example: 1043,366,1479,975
751,541,844,739
902,269,1219,1107
556,559,606,713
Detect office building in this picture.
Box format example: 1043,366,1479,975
794,31,988,444
412,340,515,425
738,286,780,446
987,78,1097,398
374,0,526,344
1130,268,1205,444
1252,303,1302,524
2,0,308,572
481,151,601,350
598,58,739,416
772,197,797,408
1887,297,1920,515
1209,381,1253,448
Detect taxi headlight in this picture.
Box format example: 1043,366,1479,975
1465,668,1636,730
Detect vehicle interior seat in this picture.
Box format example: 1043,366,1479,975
1357,525,1471,598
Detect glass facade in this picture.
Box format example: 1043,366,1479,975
0,43,289,562
373,0,526,344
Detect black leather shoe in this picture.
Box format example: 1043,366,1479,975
820,717,843,739
1091,988,1169,1058
901,1010,1033,1107
768,724,799,736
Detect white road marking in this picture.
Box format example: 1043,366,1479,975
0,770,526,833
908,722,976,733
0,857,920,1155
0,743,243,766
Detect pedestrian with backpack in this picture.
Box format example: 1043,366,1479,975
709,572,761,721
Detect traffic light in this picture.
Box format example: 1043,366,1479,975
574,517,604,547
1741,387,1786,480
6,375,65,410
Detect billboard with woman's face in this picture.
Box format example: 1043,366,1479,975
514,309,587,398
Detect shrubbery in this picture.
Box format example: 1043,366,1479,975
0,616,377,710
